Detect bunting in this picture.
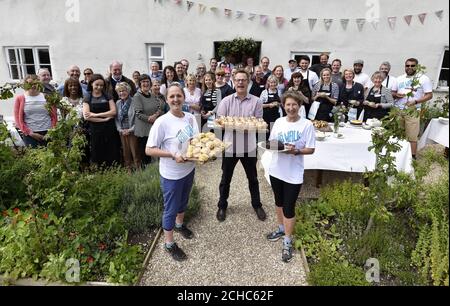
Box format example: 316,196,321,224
324,19,333,31
162,2,446,32
418,13,427,24
388,17,396,30
276,17,285,28
199,4,206,14
340,19,349,31
356,18,366,32
186,1,194,11
260,15,269,25
308,18,317,31
404,15,412,26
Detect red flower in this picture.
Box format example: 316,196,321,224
13,208,20,214
42,213,49,220
2,210,8,217
98,243,107,251
86,256,94,264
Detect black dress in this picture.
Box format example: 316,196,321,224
86,94,121,167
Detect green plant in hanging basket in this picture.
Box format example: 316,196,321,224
218,37,258,64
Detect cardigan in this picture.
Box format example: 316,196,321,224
14,94,58,136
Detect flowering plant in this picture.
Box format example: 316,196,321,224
331,104,348,133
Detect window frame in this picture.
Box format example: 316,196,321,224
4,46,52,80
436,46,449,92
146,43,164,72
291,51,323,67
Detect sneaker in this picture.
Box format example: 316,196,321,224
266,229,285,242
282,244,293,263
174,224,194,239
165,242,187,261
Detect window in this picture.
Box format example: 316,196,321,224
4,47,52,80
147,44,164,71
437,47,449,90
291,52,322,66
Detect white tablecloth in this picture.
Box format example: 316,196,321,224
418,118,449,150
261,124,413,179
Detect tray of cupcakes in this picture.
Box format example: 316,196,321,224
214,116,268,132
184,132,231,164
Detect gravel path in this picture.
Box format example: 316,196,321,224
140,159,310,286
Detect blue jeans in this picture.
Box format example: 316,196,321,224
22,131,47,148
160,170,195,231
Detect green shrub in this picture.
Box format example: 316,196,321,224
308,255,368,286
120,165,202,234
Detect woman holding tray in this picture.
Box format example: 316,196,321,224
146,83,199,262
266,91,315,263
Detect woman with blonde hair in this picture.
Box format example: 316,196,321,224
309,68,339,122
271,65,289,97
338,68,365,120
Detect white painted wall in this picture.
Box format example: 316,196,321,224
0,0,448,88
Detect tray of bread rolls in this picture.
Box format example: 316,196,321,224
184,132,231,164
214,116,268,132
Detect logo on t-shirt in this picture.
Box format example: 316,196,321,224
277,130,301,144
176,124,194,144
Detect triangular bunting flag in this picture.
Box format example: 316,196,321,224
199,4,206,14
418,13,427,24
276,17,285,28
324,19,333,31
224,9,232,17
388,17,396,30
404,15,412,25
210,7,218,13
340,19,349,30
435,10,444,21
186,1,194,11
308,18,317,31
356,18,366,31
291,18,299,23
371,19,379,30
236,11,244,19
173,0,182,5
260,15,269,25
248,13,256,21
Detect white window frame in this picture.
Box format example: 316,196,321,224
436,46,449,92
291,51,323,67
147,43,164,72
4,46,51,80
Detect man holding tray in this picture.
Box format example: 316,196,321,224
215,69,267,222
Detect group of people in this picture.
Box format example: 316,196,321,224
13,54,433,262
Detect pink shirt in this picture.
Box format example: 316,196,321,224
216,93,263,154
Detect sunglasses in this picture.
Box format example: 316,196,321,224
405,65,416,68
84,72,92,75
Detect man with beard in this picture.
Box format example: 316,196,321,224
394,58,433,159
353,59,370,89
310,53,331,76
105,61,137,102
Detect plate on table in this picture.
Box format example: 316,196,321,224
258,141,290,153
438,117,449,125
350,120,363,126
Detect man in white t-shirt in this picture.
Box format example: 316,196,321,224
394,58,433,158
353,59,370,89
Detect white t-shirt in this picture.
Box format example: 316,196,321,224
24,93,52,132
183,87,202,114
395,73,433,110
354,72,370,88
300,69,319,91
147,111,199,180
268,117,315,184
